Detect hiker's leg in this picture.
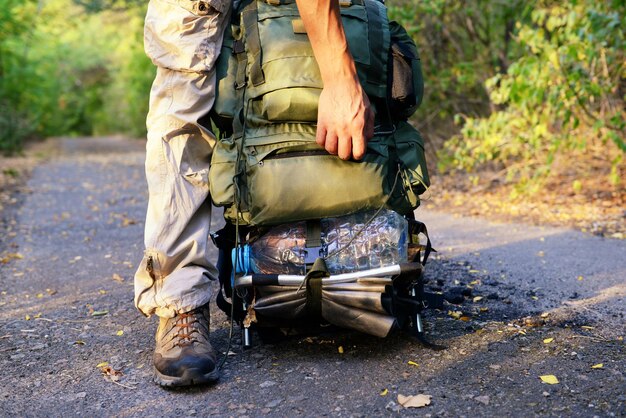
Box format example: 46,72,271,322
134,0,231,318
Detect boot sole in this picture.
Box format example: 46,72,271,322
154,367,220,387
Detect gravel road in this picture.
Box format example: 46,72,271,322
0,137,624,417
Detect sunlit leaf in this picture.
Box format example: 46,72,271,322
448,310,462,319
539,375,559,384
397,394,431,408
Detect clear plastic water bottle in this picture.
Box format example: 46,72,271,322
238,210,408,275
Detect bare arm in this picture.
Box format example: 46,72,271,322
295,0,374,160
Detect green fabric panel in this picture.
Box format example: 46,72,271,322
261,87,320,122
246,153,389,225
213,26,246,120
209,135,240,207
394,121,430,193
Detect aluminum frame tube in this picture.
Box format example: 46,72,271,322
233,264,403,289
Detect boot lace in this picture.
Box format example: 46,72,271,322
172,309,206,347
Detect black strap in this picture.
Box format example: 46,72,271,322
408,219,435,266
241,1,265,86
305,220,322,248
303,258,330,318
251,274,280,286
234,39,248,89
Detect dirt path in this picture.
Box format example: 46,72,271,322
0,137,624,417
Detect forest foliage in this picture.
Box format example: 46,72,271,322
1,0,624,188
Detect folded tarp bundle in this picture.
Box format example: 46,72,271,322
234,261,440,338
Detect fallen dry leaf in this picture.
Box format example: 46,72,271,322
407,361,419,367
539,375,559,385
397,394,431,408
448,310,462,319
112,273,124,283
1,252,24,264
98,364,123,382
543,338,554,344
243,303,257,328
523,317,545,327
591,363,603,369
473,296,483,303
116,330,124,336
380,389,388,396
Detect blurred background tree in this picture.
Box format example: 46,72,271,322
1,0,624,192
0,0,152,154
389,0,624,191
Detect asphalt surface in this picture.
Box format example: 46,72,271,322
0,137,624,417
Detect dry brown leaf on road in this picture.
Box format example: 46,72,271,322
98,364,123,382
397,394,431,408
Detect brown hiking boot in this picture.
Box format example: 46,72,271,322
153,304,219,386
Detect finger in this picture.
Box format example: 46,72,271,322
351,130,366,160
316,123,327,147
338,134,352,160
325,132,339,155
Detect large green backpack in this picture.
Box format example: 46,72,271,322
209,0,428,226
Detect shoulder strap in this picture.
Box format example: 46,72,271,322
241,0,265,86
363,0,389,90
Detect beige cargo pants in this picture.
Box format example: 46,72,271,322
134,0,231,318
